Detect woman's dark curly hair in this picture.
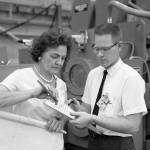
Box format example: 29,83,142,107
30,28,72,64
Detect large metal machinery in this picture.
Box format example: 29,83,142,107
0,0,72,66
62,1,150,150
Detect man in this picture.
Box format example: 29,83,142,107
69,23,147,150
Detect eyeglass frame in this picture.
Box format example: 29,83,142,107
92,41,120,52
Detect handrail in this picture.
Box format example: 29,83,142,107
107,0,150,23
0,111,66,134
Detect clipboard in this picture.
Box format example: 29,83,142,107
44,101,75,119
44,101,103,134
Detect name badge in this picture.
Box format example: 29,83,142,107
96,93,111,111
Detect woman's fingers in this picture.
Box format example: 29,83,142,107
46,118,64,132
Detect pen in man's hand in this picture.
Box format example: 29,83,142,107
60,130,67,134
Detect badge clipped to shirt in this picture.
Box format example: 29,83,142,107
96,93,111,111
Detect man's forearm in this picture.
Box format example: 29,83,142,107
91,114,141,134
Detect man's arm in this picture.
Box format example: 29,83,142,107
67,98,91,136
92,112,142,134
70,111,142,134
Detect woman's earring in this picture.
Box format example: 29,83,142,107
38,57,41,61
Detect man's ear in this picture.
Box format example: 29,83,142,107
118,44,122,52
119,43,134,60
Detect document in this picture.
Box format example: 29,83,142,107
44,101,75,119
44,101,103,134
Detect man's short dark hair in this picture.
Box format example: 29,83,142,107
94,23,122,42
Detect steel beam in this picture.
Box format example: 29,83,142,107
0,0,72,10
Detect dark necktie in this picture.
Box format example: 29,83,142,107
89,70,108,138
92,70,108,115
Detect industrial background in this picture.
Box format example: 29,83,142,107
0,0,150,150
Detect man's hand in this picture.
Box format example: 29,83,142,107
70,111,93,128
67,98,81,111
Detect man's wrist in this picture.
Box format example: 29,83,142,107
91,114,97,125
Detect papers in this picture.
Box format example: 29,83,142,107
44,101,75,119
44,101,103,134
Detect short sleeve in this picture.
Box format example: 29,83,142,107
0,70,19,91
122,76,147,116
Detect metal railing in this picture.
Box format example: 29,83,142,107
107,0,150,23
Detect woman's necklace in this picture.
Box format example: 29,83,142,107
34,65,54,83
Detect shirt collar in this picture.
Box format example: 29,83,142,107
107,58,123,76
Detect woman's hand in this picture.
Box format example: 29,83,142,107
36,80,58,103
30,81,58,101
46,116,65,133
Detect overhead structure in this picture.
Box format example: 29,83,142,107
0,0,73,10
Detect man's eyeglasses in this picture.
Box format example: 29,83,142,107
92,42,119,52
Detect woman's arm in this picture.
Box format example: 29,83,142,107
0,84,42,108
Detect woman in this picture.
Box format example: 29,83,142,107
0,28,71,150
